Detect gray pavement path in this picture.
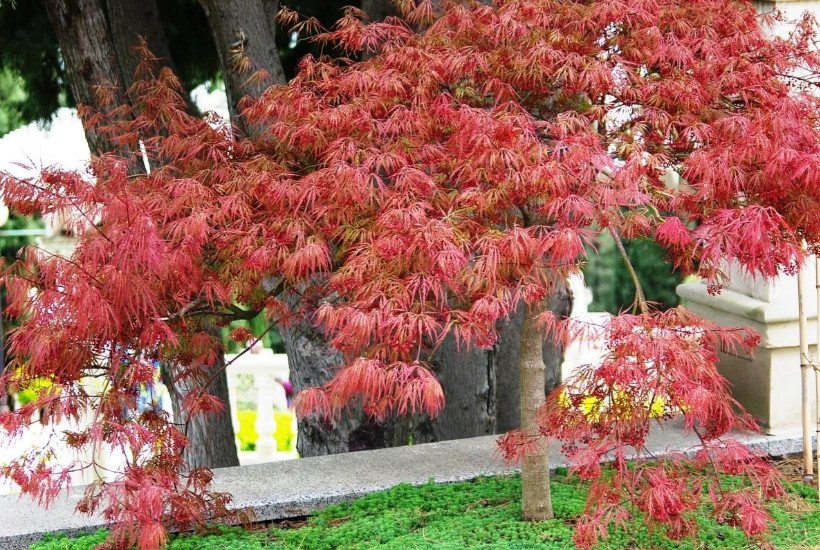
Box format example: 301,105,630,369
0,422,809,549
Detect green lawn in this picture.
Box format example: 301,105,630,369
29,472,820,549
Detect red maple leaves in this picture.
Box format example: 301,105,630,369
531,308,777,546
1,1,820,548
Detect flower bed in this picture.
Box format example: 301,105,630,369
28,471,820,549
236,410,296,452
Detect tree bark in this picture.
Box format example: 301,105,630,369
496,284,573,432
197,0,286,125
198,0,404,457
425,333,497,440
280,319,393,456
104,0,177,89
284,285,571,456
519,300,553,521
347,0,503,453
361,0,399,20
45,0,239,469
194,0,365,458
202,0,574,458
292,0,569,455
43,0,124,155
108,1,240,468
160,326,239,469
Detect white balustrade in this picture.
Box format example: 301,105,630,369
561,273,608,381
224,347,296,465
678,259,818,433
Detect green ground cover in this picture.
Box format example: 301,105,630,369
29,471,820,549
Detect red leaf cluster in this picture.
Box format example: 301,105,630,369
2,1,820,548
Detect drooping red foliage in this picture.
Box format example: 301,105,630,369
2,1,820,548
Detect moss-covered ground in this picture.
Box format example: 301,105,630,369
29,471,820,549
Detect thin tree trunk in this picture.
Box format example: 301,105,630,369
497,285,573,432
815,255,820,497
519,300,553,520
799,257,814,479
0,292,8,413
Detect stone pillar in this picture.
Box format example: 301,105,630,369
675,0,820,436
560,273,608,382
225,348,291,463
253,368,278,459
677,260,818,434
226,370,242,454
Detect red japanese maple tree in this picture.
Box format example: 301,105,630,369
2,1,820,548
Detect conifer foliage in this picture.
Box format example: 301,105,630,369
2,1,820,548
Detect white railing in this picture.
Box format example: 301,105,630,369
561,311,610,382
0,349,297,496
225,347,298,464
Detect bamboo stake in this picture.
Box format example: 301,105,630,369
815,255,820,498
799,261,814,481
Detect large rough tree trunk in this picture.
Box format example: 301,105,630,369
361,0,399,20
43,0,124,155
426,334,498,440
104,0,177,89
198,0,387,457
197,0,286,124
426,284,572,443
277,0,560,459
161,325,239,469
106,0,239,469
279,320,392,455
205,0,573,456
45,0,239,469
519,300,554,520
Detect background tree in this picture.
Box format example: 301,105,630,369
0,0,570,459
0,0,351,135
584,233,682,314
40,0,245,469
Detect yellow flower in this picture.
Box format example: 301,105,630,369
558,389,601,421
580,395,602,421
558,388,571,409
648,396,666,418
